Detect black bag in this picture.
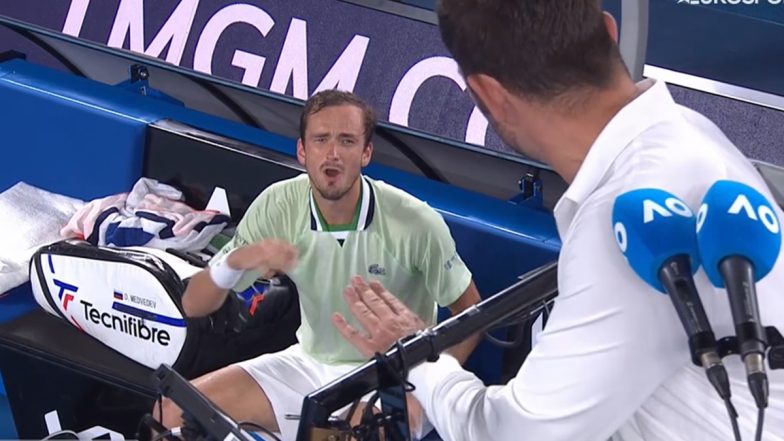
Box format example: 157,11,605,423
186,275,301,378
29,240,300,379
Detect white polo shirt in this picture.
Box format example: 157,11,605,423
409,79,784,441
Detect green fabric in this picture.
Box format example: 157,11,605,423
208,231,233,251
312,182,362,232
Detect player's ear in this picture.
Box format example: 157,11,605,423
297,138,306,166
361,142,373,167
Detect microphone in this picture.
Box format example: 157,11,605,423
612,188,731,401
696,180,782,410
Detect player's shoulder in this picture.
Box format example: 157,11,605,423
369,177,443,226
262,173,310,198
250,174,309,208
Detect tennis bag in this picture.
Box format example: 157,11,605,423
29,239,300,378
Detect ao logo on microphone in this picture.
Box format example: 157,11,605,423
697,193,780,234
614,196,693,253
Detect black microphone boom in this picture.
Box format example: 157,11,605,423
296,261,559,441
720,256,769,409
658,255,731,400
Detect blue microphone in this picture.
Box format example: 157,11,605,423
613,188,731,401
697,180,781,409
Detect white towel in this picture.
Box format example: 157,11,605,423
0,182,85,295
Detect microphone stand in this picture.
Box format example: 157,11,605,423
717,328,784,370
295,261,559,441
712,327,784,441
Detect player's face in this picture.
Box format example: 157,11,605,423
298,105,373,201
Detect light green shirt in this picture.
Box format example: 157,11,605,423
212,174,472,364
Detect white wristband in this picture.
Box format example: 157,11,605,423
209,251,244,290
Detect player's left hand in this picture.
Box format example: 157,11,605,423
332,276,426,358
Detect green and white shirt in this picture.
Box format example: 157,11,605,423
213,174,472,365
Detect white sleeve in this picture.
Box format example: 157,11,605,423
409,194,689,441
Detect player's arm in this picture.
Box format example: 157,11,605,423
444,281,483,364
181,239,298,317
181,191,298,317
417,208,482,364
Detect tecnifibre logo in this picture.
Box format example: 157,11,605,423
678,0,784,4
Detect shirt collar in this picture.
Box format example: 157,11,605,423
553,79,677,230
309,175,375,240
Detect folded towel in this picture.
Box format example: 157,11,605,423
0,182,85,295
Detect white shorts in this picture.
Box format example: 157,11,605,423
236,344,431,440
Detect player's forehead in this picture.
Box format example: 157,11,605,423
305,105,364,137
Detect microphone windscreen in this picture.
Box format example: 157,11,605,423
612,188,700,292
696,180,782,287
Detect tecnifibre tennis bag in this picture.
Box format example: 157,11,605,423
29,240,299,378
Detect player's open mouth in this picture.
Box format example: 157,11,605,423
324,167,341,178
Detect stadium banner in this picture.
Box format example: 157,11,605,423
0,0,508,151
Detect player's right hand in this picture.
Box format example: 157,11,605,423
226,238,299,275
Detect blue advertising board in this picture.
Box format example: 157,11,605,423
0,0,507,151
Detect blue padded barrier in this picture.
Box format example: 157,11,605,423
0,59,297,199
0,285,34,440
0,60,152,199
0,391,16,439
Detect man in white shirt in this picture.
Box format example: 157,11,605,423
331,1,784,440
